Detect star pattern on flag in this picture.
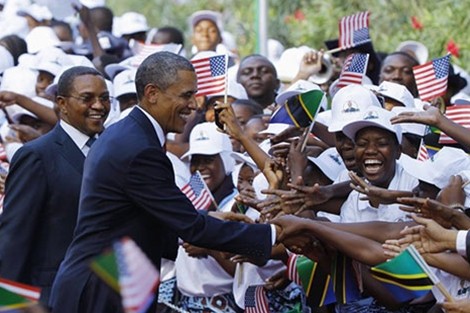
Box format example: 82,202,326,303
209,56,226,76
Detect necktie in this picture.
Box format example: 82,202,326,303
85,137,96,148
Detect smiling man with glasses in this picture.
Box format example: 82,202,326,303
0,66,109,305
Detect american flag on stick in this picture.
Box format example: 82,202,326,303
438,104,470,144
191,54,228,97
245,285,270,313
181,171,214,211
413,54,451,102
336,53,369,89
338,11,371,50
114,237,160,313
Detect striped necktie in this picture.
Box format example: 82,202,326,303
85,137,96,148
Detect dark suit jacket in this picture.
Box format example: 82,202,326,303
0,124,85,304
49,108,272,313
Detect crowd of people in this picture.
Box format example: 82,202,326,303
0,1,470,313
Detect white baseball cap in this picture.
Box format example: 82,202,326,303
25,26,61,54
307,147,346,182
390,107,427,136
400,147,470,188
17,3,53,22
207,80,247,101
342,106,402,143
376,81,415,108
113,68,137,98
328,84,382,133
0,46,14,74
275,79,322,106
259,123,291,135
31,47,74,77
189,10,223,33
396,40,428,65
274,46,312,83
182,122,233,160
115,12,149,36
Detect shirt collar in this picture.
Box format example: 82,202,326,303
60,120,92,150
136,106,166,148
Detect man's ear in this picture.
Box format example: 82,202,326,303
144,83,159,104
56,96,67,115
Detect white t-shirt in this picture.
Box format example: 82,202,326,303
340,163,418,223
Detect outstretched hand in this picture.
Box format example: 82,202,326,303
398,197,458,229
390,104,441,127
397,213,457,254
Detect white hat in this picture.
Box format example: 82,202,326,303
31,47,73,76
400,147,470,188
342,106,402,143
396,40,428,65
116,12,149,36
189,10,223,33
182,122,233,160
25,26,61,54
113,68,137,98
275,46,312,83
45,63,95,96
80,0,106,8
376,81,415,108
390,107,427,136
259,123,291,135
17,3,53,22
329,76,374,99
267,39,285,63
11,96,54,123
182,122,234,174
1,66,37,97
230,152,257,170
307,147,346,182
207,80,247,101
275,79,322,106
0,46,14,74
328,84,382,132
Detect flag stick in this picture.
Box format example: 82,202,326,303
162,301,190,313
300,122,314,153
435,282,454,303
195,170,219,211
325,46,343,55
222,54,229,132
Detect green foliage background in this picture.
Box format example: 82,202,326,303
108,0,470,69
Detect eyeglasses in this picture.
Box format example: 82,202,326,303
62,94,113,106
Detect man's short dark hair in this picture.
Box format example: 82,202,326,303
57,66,103,96
90,6,114,32
135,51,194,100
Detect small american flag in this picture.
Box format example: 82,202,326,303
438,104,470,144
413,54,451,102
338,11,371,49
245,285,270,313
336,53,369,89
181,171,213,211
114,237,160,313
417,139,430,161
191,54,228,97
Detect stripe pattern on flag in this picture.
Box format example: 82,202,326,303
336,53,369,89
0,278,41,301
438,104,470,144
130,41,182,67
245,285,270,313
191,54,227,97
338,11,371,49
181,171,213,210
114,237,160,313
413,54,451,102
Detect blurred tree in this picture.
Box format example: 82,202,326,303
107,0,470,68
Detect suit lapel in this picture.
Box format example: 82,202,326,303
129,107,164,148
53,125,86,174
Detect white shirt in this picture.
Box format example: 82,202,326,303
340,163,418,223
60,120,95,156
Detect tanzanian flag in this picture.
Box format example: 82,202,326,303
270,89,325,128
370,246,434,302
89,249,120,293
287,254,336,307
331,253,362,304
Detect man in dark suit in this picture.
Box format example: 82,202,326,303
0,66,110,304
49,51,276,313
